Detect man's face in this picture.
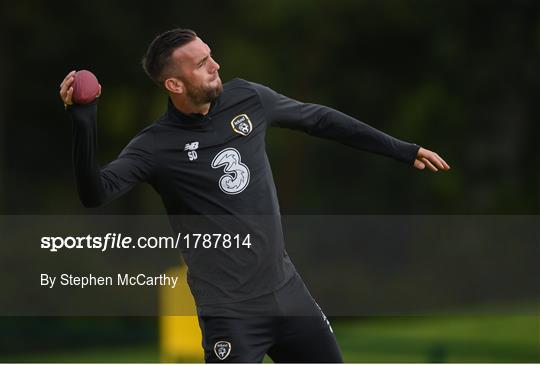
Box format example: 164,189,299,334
169,37,222,104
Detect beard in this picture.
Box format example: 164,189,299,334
185,77,223,105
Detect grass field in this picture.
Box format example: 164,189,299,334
1,315,538,363
334,315,539,363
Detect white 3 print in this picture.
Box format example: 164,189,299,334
211,148,250,194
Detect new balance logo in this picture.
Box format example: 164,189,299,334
184,142,199,151
184,141,199,161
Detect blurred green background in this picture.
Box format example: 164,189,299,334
1,0,538,362
0,316,538,362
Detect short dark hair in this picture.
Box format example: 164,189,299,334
142,28,197,85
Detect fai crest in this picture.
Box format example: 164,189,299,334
230,114,252,136
214,341,231,360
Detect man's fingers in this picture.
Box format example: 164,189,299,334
61,75,74,92
61,86,74,107
64,86,73,105
59,77,73,97
59,83,72,104
59,71,77,105
414,159,425,170
60,70,76,89
431,153,450,170
427,153,446,170
421,157,438,172
434,153,451,169
417,147,450,171
59,71,76,105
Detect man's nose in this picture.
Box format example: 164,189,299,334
209,57,220,72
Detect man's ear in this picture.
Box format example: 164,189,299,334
164,77,184,94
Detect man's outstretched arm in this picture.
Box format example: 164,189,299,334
59,71,155,207
253,82,449,171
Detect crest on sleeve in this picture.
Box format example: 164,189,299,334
230,114,253,136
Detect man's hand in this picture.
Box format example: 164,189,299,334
59,70,101,108
414,147,450,172
59,70,76,107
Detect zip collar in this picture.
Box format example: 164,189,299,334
164,97,220,129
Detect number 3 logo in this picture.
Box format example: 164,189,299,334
211,148,250,194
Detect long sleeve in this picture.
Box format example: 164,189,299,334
68,102,155,207
253,82,420,164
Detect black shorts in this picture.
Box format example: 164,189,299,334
197,273,343,363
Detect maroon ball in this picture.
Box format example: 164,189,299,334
72,70,100,104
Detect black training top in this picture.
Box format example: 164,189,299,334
68,78,419,305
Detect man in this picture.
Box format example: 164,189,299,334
59,28,449,363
